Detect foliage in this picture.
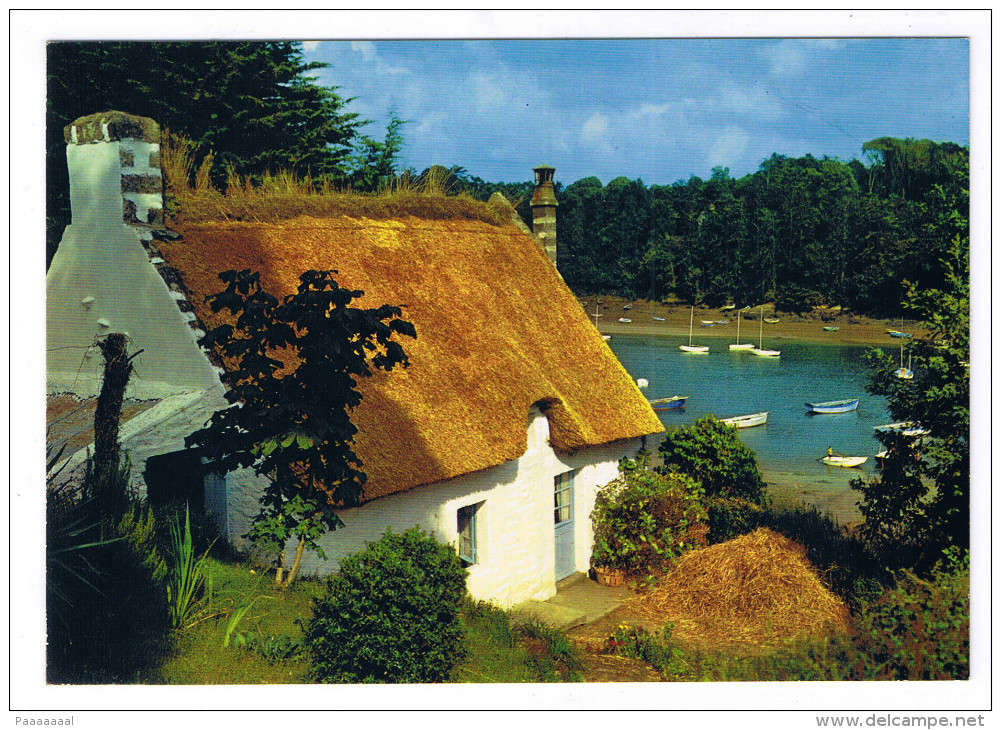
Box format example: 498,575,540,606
656,415,768,504
705,496,765,544
514,618,585,682
591,455,707,575
302,528,468,683
848,561,969,680
165,504,212,629
553,140,967,316
604,623,688,680
852,209,969,574
47,457,172,683
185,269,415,586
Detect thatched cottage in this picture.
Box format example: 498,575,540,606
46,111,663,607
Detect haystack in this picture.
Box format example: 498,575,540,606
630,528,851,649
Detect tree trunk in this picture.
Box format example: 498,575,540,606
93,333,133,480
283,535,307,587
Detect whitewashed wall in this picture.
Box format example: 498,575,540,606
218,407,642,608
47,136,220,397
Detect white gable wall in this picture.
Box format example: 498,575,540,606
216,407,641,607
47,136,221,398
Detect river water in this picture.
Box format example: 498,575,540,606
608,334,892,525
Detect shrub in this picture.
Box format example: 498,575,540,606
851,562,969,680
591,460,707,577
657,416,768,504
706,496,765,544
302,527,468,683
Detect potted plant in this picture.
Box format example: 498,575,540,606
590,456,707,587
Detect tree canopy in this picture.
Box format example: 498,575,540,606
553,139,969,317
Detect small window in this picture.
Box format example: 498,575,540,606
457,502,483,567
554,471,573,525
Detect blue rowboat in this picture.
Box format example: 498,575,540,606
649,395,688,411
805,398,860,414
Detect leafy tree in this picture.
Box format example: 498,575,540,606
185,269,416,586
656,415,768,505
852,193,969,573
303,527,467,683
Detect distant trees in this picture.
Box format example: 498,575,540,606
554,138,968,318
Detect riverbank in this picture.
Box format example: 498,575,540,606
582,296,923,347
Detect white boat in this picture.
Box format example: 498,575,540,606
721,411,768,428
750,306,781,357
806,398,860,414
894,321,914,379
679,306,709,353
618,317,632,323
821,455,868,468
653,316,665,321
729,308,754,351
721,304,736,311
874,422,929,437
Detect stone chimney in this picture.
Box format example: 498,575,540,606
63,110,164,228
530,164,558,265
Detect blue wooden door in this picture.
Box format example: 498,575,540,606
554,471,575,580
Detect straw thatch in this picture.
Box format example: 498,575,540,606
159,214,663,501
630,528,851,647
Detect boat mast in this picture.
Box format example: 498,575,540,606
689,305,695,346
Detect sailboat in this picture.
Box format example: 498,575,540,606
679,306,709,353
750,305,780,357
894,319,914,379
729,308,754,351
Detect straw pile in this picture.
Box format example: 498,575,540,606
630,528,852,649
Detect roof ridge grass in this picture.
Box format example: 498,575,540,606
162,130,511,226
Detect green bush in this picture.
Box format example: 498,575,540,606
591,460,707,576
851,562,969,680
706,496,765,543
657,416,768,504
303,527,468,683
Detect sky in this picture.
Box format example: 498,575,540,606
303,37,969,187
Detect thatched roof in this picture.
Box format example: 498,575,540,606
159,214,662,501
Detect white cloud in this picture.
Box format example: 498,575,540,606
708,127,751,168
349,40,410,75
760,40,808,75
631,103,670,118
581,112,610,143
302,41,320,52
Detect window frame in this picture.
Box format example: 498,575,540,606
457,501,482,567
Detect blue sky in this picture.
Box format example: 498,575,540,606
303,38,969,187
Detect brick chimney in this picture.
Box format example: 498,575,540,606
530,164,558,265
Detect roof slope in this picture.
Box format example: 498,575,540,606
160,215,662,501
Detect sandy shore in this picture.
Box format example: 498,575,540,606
580,296,923,347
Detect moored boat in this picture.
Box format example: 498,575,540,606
729,308,754,351
618,317,632,323
821,455,868,468
873,422,929,437
649,395,688,411
680,306,709,353
750,305,781,357
721,411,768,428
823,326,839,332
805,398,860,414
